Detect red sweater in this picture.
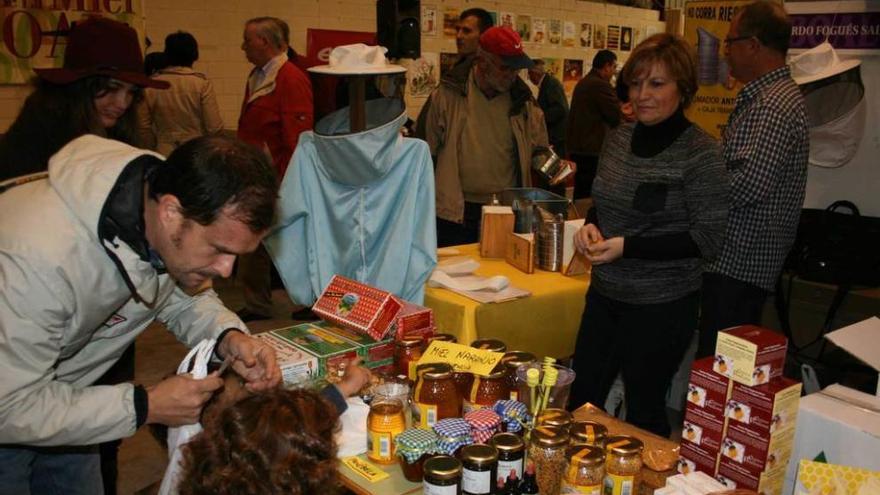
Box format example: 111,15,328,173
238,61,314,178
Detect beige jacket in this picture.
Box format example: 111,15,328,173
138,66,224,156
416,58,549,223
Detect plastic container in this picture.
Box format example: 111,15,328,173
373,382,412,428
515,363,576,411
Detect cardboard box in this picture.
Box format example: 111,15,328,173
480,205,515,258
717,457,785,495
721,421,795,474
270,323,360,379
312,275,402,340
715,326,787,386
318,323,396,370
678,442,720,477
253,332,319,385
391,299,434,340
682,407,724,454
686,357,733,418
726,378,801,436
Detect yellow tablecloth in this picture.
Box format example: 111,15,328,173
424,244,590,359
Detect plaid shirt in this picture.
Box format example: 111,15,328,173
709,66,808,291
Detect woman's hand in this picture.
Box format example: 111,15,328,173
585,237,624,265
574,223,605,255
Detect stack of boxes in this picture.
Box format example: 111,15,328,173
257,275,436,386
678,326,801,495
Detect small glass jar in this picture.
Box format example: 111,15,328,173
536,408,573,432
527,426,570,495
563,445,605,495
424,333,458,351
460,444,499,495
453,371,474,400
500,351,536,401
490,432,525,485
395,337,424,380
367,397,406,464
603,436,644,495
570,421,608,448
413,363,462,429
424,455,463,495
463,367,507,413
396,428,438,482
470,338,507,352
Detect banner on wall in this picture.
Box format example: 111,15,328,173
0,2,145,85
683,0,753,138
788,10,880,52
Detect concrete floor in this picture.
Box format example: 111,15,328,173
116,275,880,494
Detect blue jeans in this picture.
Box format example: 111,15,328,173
0,445,103,495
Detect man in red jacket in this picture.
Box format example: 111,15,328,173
237,16,314,321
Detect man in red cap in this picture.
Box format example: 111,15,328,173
416,26,549,247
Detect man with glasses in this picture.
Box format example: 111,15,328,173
698,0,808,358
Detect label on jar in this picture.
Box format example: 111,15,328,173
498,458,523,482
509,390,519,401
424,481,459,495
603,473,634,495
462,467,491,494
416,402,439,429
563,481,602,494
367,431,393,462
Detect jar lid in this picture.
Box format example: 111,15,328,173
490,432,525,453
531,425,569,448
470,338,507,353
429,333,457,343
502,351,536,370
396,428,438,463
416,362,453,379
605,435,644,456
567,445,605,467
460,444,499,465
424,455,462,480
571,421,608,445
537,408,573,428
464,409,501,430
478,367,506,380
397,337,423,348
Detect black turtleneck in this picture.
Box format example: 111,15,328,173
630,108,692,158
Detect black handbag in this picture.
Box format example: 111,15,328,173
787,200,880,287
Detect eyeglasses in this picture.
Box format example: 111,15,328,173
723,35,754,45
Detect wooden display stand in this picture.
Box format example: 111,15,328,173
505,232,535,274
479,205,515,258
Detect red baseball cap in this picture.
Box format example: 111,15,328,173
479,26,534,69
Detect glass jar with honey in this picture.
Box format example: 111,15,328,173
424,333,458,351
570,420,608,448
470,338,507,352
367,397,406,464
604,435,643,495
536,408,573,433
413,363,462,429
395,337,424,380
563,445,605,495
463,367,507,414
395,428,438,482
500,351,536,401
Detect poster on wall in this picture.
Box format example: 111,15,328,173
439,52,458,77
594,24,607,48
422,5,438,37
563,58,584,96
543,57,564,82
549,19,562,45
579,23,593,47
621,26,633,50
517,15,532,41
443,7,459,39
607,25,621,49
563,21,577,47
683,0,752,138
532,17,547,43
0,2,145,84
406,52,439,98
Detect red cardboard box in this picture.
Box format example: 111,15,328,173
683,406,725,454
717,456,785,495
686,357,733,418
312,275,403,340
721,421,795,474
679,441,720,477
392,299,434,340
726,378,801,436
715,326,787,386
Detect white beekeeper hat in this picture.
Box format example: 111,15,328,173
790,41,860,85
308,44,406,76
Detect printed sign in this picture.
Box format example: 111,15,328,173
789,11,880,51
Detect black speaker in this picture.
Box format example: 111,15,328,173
376,0,420,59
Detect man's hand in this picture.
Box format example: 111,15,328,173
585,236,624,265
574,223,605,255
217,331,282,392
145,373,224,426
335,357,372,398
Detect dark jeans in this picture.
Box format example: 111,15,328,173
0,445,103,495
569,288,700,437
697,272,769,358
570,153,599,199
436,201,484,247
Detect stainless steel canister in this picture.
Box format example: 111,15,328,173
537,213,564,271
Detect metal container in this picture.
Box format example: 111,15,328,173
531,147,565,183
537,213,564,271
501,188,570,234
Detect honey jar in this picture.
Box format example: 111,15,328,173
500,351,536,401
395,337,424,380
424,455,463,495
604,435,643,495
424,333,458,351
563,445,605,495
463,367,507,414
460,444,499,495
413,363,462,428
470,338,507,352
570,421,608,448
367,397,406,464
536,408,573,432
527,426,570,495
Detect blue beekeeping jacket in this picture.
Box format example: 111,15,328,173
265,97,437,306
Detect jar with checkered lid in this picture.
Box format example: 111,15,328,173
396,428,438,482
433,418,474,457
464,408,501,444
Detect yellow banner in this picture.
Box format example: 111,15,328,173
0,2,146,85
417,340,504,377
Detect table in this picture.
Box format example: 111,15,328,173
424,243,590,359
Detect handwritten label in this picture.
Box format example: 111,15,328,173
342,456,390,483
416,341,504,377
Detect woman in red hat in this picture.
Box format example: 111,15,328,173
0,17,169,182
